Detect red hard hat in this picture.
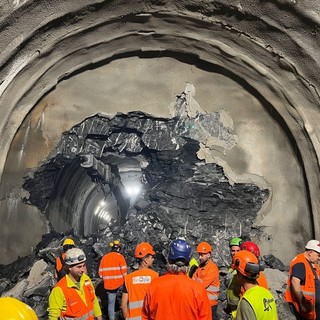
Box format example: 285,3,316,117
240,241,260,258
196,241,212,254
135,242,155,258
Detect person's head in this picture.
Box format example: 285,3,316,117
135,242,156,268
232,250,264,284
240,241,261,258
167,238,192,274
109,240,122,252
0,297,38,320
229,237,242,258
62,238,75,252
305,240,320,263
196,241,212,266
65,248,87,280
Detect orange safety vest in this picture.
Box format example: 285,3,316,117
125,269,159,320
192,259,220,306
55,253,66,272
284,253,318,320
56,276,95,320
99,251,127,290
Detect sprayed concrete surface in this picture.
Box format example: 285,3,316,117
0,1,320,264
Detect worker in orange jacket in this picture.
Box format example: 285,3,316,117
121,242,159,320
142,238,212,320
99,240,127,320
193,241,220,320
54,238,75,281
284,239,320,320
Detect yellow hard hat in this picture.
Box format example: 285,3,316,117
62,238,75,246
0,297,38,320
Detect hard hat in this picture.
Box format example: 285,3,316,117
62,238,75,246
305,239,320,253
65,248,86,265
229,237,242,247
240,241,260,258
196,241,212,254
168,238,192,263
109,240,122,249
232,250,262,279
135,242,156,258
0,297,38,320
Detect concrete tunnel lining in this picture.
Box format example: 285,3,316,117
1,0,320,264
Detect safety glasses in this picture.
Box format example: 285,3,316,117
65,254,86,264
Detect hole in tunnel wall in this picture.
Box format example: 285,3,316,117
0,55,312,264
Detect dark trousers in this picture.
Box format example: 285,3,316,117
289,303,320,320
211,305,219,320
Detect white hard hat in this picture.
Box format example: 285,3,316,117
305,240,320,253
65,248,86,265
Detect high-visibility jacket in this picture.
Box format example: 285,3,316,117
142,272,212,320
229,270,269,318
55,253,66,273
236,285,278,320
284,253,318,320
192,259,220,306
188,257,199,278
125,269,159,320
240,271,269,296
56,274,95,320
99,251,127,290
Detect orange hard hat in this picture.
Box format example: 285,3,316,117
135,242,155,258
196,241,212,253
232,250,261,279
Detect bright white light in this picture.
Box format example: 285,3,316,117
125,184,141,196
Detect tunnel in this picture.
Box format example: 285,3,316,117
1,0,320,266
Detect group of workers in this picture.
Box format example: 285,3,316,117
2,236,320,320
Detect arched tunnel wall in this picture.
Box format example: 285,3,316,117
1,0,320,265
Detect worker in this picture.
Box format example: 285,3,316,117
239,241,269,289
192,241,220,320
141,238,212,320
54,238,75,281
0,297,38,320
232,250,278,319
48,248,102,320
226,240,269,317
224,237,243,314
99,239,127,320
121,242,159,319
284,239,320,320
229,237,243,259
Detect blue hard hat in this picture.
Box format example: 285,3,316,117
168,238,192,262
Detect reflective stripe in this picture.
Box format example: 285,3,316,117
99,266,127,271
208,294,219,300
127,316,142,320
287,285,316,297
302,290,315,297
102,274,126,280
64,309,94,320
129,300,143,310
207,285,219,291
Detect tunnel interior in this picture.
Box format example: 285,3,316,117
1,0,319,266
